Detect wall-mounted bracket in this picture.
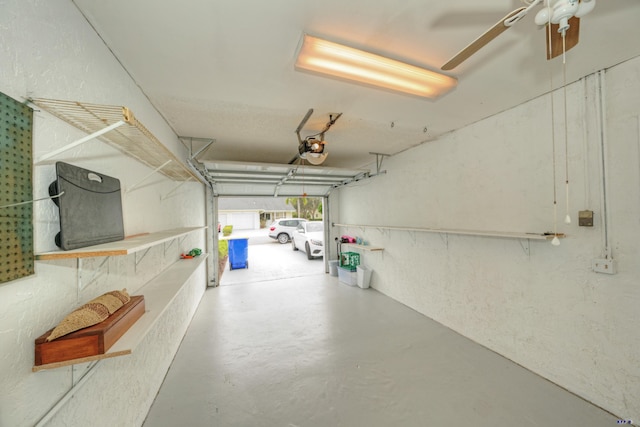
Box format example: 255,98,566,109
369,152,390,177
180,136,216,161
164,238,176,256
77,256,110,293
440,233,449,249
519,239,531,256
36,120,125,164
126,160,172,193
160,179,192,200
377,227,390,238
135,247,152,270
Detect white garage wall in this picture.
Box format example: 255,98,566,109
333,57,640,421
0,1,206,426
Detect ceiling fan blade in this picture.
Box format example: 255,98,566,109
546,17,580,60
441,7,526,71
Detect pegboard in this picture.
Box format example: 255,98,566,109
0,92,34,284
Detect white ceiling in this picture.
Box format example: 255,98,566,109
72,0,640,170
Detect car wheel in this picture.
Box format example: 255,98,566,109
277,233,289,244
292,239,298,251
305,242,313,260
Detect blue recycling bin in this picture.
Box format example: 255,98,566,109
228,238,249,270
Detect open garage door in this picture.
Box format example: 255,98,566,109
192,160,370,198
192,160,371,287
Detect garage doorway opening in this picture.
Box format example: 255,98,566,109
217,196,326,286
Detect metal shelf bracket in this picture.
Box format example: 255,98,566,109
78,256,110,292
126,160,172,193
161,179,192,200
37,120,125,164
369,152,390,177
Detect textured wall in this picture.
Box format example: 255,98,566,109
333,59,640,421
0,1,207,426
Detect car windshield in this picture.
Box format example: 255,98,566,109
306,222,323,232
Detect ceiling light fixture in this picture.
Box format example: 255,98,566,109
295,34,457,99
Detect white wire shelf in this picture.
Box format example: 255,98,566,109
31,98,199,181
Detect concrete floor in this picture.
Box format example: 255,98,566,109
219,229,325,286
143,264,617,426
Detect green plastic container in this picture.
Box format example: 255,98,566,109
339,251,360,271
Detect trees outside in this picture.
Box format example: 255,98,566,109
285,197,322,219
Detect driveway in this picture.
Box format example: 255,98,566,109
219,228,325,286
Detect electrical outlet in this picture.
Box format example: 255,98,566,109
592,258,617,275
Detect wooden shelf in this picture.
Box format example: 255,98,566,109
33,255,208,371
30,98,199,182
36,227,206,260
342,243,384,251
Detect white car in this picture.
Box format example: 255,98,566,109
291,221,324,259
268,218,307,244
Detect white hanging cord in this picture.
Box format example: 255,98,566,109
548,14,560,246
0,192,64,209
301,158,307,197
562,34,571,225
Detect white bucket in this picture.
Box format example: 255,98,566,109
329,260,338,277
356,266,372,289
338,266,357,286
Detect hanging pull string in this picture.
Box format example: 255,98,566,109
548,10,560,246
0,192,64,209
562,33,571,225
301,158,307,198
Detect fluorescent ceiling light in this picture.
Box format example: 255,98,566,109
295,34,457,99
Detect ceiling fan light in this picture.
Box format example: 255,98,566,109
306,152,328,165
535,8,550,25
305,137,324,153
550,1,580,24
575,0,596,18
295,34,457,99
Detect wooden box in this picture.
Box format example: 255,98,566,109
35,295,145,367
